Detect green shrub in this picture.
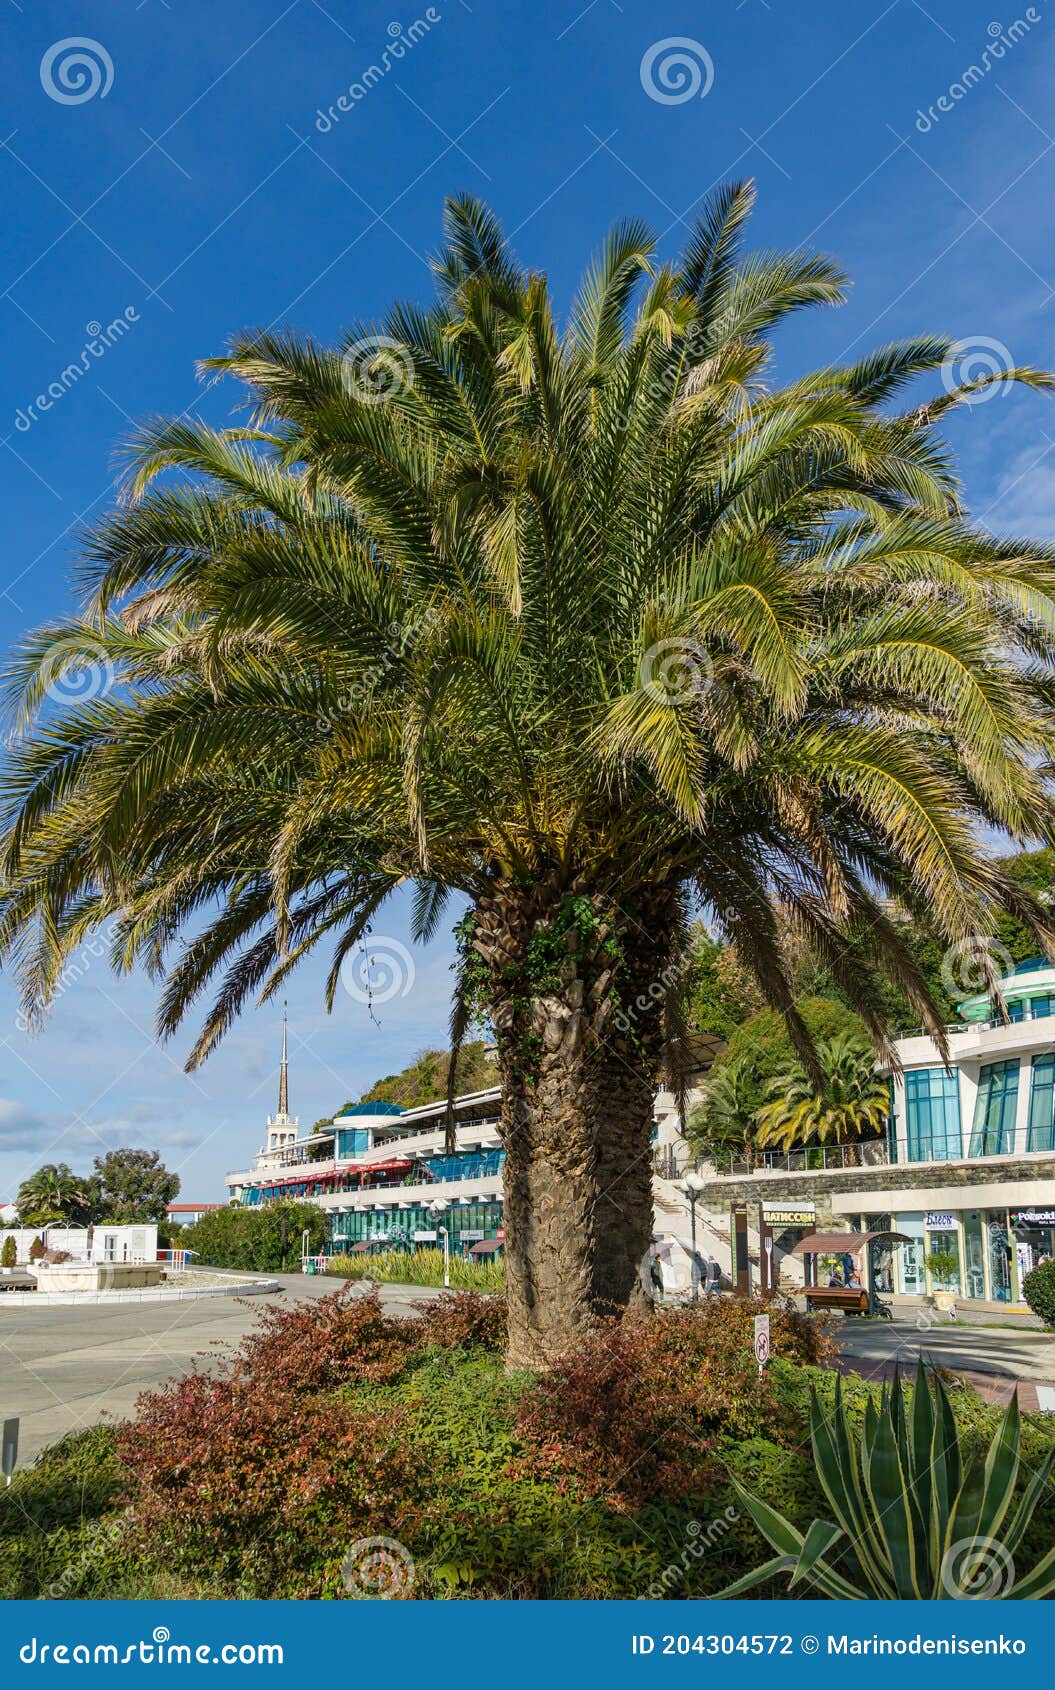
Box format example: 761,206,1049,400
180,1201,327,1271
0,1427,127,1599
0,1235,15,1269
516,1298,834,1507
1023,1259,1055,1328
9,1292,1051,1602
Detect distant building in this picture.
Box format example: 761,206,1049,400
165,1203,224,1227
224,1021,719,1271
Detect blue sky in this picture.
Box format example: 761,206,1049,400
1,0,1054,1203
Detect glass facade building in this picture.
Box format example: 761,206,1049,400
902,1068,961,1161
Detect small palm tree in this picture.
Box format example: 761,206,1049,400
688,1055,762,1170
755,1031,889,1154
15,1163,94,1226
3,186,1055,1366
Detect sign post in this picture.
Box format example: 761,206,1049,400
753,1313,771,1380
2,1417,18,1487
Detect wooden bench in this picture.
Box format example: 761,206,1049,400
803,1285,869,1314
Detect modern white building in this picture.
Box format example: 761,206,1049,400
687,959,1055,1312
224,1026,719,1278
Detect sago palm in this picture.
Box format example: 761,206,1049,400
755,1030,890,1152
5,184,1055,1365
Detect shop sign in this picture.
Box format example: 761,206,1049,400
763,1206,815,1227
412,1229,438,1242
925,1211,957,1230
1012,1210,1055,1228
460,1229,485,1242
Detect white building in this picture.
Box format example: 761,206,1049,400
224,1028,719,1280
687,959,1055,1312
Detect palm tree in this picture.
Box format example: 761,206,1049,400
687,1055,762,1170
15,1163,94,1226
755,1031,890,1156
4,185,1055,1366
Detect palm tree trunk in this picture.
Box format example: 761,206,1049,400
473,877,677,1370
500,1040,657,1369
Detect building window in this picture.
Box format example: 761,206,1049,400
903,1068,961,1162
1027,1054,1055,1152
969,1059,1019,1157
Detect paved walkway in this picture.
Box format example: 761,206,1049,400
836,1317,1055,1413
0,1272,440,1465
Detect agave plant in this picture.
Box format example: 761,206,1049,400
720,1362,1055,1598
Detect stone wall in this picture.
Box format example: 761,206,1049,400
694,1154,1055,1225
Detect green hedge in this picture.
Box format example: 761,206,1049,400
179,1201,327,1271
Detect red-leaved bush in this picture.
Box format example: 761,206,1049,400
120,1371,421,1595
515,1298,833,1508
118,1289,429,1595
116,1287,506,1595
412,1290,505,1353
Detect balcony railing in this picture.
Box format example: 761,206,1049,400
721,1139,890,1175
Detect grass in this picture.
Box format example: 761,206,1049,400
326,1246,504,1291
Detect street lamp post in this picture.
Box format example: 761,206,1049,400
429,1200,450,1288
682,1171,707,1302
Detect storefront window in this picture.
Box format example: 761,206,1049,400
896,1213,925,1295
1010,1209,1055,1285
1027,1055,1055,1152
962,1210,986,1300
904,1069,962,1161
925,1226,961,1294
867,1213,895,1292
969,1059,1019,1157
987,1213,1013,1303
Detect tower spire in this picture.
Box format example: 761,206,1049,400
278,999,289,1118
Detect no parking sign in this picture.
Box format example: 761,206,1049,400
753,1313,770,1377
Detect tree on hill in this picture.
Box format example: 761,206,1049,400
357,1042,499,1109
5,188,1055,1365
688,997,866,1161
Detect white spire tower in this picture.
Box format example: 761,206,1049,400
265,1000,299,1155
